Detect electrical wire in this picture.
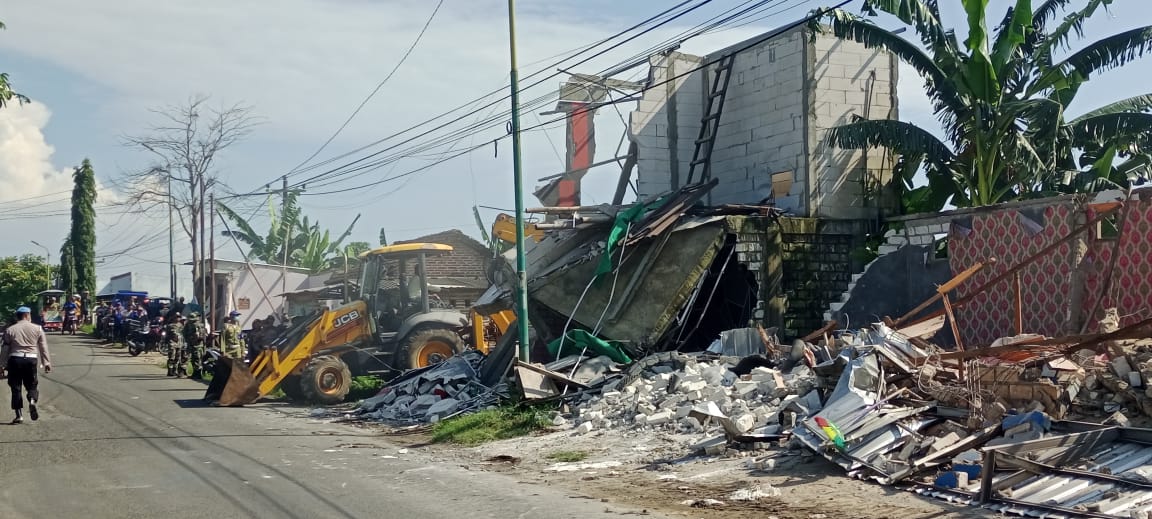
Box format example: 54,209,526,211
280,0,810,195
220,0,707,200
282,0,447,175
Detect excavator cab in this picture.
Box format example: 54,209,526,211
357,243,470,371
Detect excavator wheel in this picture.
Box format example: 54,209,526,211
298,356,352,405
399,328,465,371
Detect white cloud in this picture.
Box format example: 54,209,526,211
0,101,73,201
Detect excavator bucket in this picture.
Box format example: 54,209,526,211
206,357,260,406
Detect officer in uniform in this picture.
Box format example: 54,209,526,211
182,312,207,379
166,313,186,377
222,310,243,359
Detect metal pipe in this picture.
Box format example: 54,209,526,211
507,0,531,361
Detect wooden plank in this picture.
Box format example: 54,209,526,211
941,294,965,351
1014,272,1023,336
892,259,994,327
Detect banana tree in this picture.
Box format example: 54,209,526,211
218,191,303,264
820,0,1152,211
291,214,362,274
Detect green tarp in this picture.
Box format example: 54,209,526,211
546,329,633,364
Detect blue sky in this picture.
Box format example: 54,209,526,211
0,0,1149,285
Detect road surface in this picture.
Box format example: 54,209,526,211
0,335,657,519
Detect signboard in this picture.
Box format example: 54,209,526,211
237,298,251,310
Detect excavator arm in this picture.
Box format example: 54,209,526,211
491,213,544,244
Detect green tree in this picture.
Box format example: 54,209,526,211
820,0,1152,211
0,21,29,109
58,237,75,295
70,159,98,295
0,255,52,313
218,194,361,273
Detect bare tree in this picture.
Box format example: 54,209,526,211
118,95,255,304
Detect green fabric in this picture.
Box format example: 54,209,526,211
547,329,633,364
595,202,651,278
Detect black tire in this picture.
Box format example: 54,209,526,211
398,328,465,371
280,374,306,401
298,356,352,405
128,342,143,357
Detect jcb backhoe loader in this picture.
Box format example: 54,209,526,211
211,242,514,406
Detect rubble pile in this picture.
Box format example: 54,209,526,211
568,352,817,442
358,351,501,423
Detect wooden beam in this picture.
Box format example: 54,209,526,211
891,258,994,327
1013,272,1023,336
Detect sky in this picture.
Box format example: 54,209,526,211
0,0,1149,290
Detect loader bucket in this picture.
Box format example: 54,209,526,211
206,357,261,406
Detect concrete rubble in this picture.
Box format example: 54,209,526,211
357,351,503,423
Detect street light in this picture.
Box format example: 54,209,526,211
30,240,50,290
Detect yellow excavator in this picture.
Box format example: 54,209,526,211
213,243,514,406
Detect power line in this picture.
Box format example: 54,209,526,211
218,0,707,201
283,0,447,176
281,1,841,198
282,0,719,192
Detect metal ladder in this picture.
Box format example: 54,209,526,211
685,54,735,185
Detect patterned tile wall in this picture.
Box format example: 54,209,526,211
946,196,1152,346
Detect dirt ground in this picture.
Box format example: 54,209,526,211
380,425,988,519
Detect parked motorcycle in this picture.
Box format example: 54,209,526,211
127,318,168,356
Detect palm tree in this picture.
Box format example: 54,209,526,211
820,0,1152,212
0,21,29,109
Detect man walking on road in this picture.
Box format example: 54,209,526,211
0,306,51,424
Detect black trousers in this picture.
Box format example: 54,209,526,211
6,356,39,410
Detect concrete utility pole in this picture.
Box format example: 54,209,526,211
506,0,532,361
199,175,207,313
281,175,290,297
209,191,217,332
168,171,176,300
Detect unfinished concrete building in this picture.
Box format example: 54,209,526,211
629,24,900,219
513,23,901,346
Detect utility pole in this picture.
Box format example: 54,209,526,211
281,175,290,298
168,171,176,300
199,176,207,314
506,0,532,361
209,191,217,332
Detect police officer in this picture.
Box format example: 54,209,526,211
182,312,207,379
222,310,243,359
166,313,186,377
1,306,51,424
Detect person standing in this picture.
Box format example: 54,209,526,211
222,310,243,359
182,312,207,379
0,307,51,424
166,314,186,377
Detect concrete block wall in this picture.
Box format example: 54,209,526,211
776,218,853,338
706,27,808,210
808,32,899,220
822,218,950,323
631,27,898,219
630,52,705,197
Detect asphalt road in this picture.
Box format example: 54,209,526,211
0,335,658,519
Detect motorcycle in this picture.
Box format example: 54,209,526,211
126,318,168,356
62,311,78,335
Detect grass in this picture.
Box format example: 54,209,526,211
347,375,386,402
545,450,589,463
80,324,95,335
431,405,553,445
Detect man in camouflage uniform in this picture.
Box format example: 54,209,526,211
165,313,186,377
222,310,244,359
182,312,208,379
